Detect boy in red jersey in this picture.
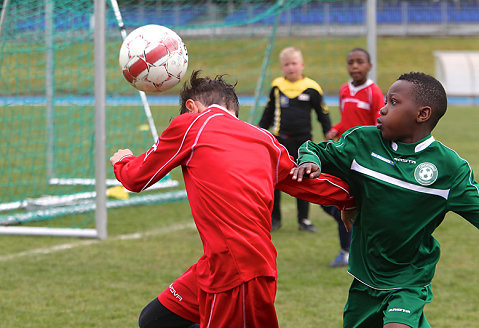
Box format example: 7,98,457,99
323,48,384,267
325,48,384,140
110,71,354,328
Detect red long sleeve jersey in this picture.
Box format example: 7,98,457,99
333,80,384,137
114,105,354,293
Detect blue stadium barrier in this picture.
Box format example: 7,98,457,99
222,0,479,26
377,5,403,24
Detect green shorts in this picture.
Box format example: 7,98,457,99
343,279,433,328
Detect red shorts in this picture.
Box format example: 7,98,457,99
158,264,278,327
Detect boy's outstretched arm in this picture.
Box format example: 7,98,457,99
290,162,321,182
110,114,196,193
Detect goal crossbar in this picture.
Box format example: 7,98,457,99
0,179,179,212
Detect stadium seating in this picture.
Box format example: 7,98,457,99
14,0,479,32
222,0,479,26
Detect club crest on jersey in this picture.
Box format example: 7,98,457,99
414,162,438,186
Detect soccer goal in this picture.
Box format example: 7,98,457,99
0,0,189,238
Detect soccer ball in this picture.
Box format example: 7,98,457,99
119,24,188,93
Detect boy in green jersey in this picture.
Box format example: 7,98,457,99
291,72,479,328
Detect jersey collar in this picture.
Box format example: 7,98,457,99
208,104,237,118
348,79,374,96
390,135,435,154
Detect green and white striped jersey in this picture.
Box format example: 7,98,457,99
299,126,479,290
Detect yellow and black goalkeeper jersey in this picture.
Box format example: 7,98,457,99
258,76,331,137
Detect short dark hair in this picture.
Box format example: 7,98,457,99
349,48,371,63
180,70,239,116
398,72,447,128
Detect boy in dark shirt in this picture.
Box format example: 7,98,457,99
259,47,331,232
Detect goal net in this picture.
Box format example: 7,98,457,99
0,0,190,237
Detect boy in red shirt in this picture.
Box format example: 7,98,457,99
326,48,384,140
110,71,354,328
324,48,384,267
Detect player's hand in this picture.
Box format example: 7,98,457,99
341,208,356,232
110,149,133,166
325,129,338,140
290,162,321,182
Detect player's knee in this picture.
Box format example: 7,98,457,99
138,298,197,328
138,298,162,328
138,304,150,328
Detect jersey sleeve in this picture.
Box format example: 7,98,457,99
273,137,355,209
446,161,479,229
258,87,275,129
278,172,355,210
113,114,194,192
310,88,332,137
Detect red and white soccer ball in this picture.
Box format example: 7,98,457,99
119,24,188,93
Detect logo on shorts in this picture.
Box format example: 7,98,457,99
414,162,438,186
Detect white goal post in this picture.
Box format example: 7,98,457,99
0,0,109,239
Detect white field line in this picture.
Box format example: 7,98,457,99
0,222,196,262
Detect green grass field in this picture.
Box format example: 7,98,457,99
2,1,479,324
1,104,478,327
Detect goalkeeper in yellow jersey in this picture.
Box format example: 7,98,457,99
258,46,331,233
